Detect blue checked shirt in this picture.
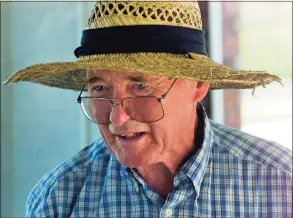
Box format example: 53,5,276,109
26,105,292,218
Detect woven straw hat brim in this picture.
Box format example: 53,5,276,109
4,53,282,91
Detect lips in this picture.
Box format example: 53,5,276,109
116,132,147,146
117,132,144,139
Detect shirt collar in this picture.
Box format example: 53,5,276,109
179,102,214,194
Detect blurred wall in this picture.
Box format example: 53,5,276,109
1,2,99,217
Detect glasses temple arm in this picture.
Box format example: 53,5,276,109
161,78,177,99
77,83,88,103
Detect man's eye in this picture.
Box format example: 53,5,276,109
133,83,146,90
93,86,106,91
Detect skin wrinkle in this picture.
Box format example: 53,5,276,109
87,69,210,198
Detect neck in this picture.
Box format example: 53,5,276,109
136,163,174,199
136,111,200,199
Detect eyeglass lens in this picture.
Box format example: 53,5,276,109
81,97,164,124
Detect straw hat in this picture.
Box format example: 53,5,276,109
3,1,282,91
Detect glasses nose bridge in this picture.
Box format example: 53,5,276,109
109,98,124,107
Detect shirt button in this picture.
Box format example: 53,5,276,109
165,209,173,217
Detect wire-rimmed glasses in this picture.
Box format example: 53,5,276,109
77,79,177,125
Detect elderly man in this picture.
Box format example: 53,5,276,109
4,1,292,218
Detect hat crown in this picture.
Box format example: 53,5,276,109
86,1,203,30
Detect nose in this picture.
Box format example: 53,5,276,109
110,103,131,126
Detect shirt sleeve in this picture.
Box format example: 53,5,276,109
25,186,43,218
25,171,59,217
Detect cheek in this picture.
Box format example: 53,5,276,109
159,98,192,138
163,100,183,123
150,120,172,146
98,125,109,136
98,126,116,149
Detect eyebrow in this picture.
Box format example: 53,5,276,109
87,76,104,84
87,75,155,84
127,75,151,83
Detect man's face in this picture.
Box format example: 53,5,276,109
86,70,208,168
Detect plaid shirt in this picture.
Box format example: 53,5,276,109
26,105,292,218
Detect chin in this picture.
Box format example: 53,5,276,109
104,135,160,168
114,149,157,169
115,152,145,168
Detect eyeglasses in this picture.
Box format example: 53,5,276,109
77,79,177,125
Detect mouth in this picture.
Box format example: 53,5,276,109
116,132,147,145
117,132,144,139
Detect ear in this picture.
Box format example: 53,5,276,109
192,82,210,102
